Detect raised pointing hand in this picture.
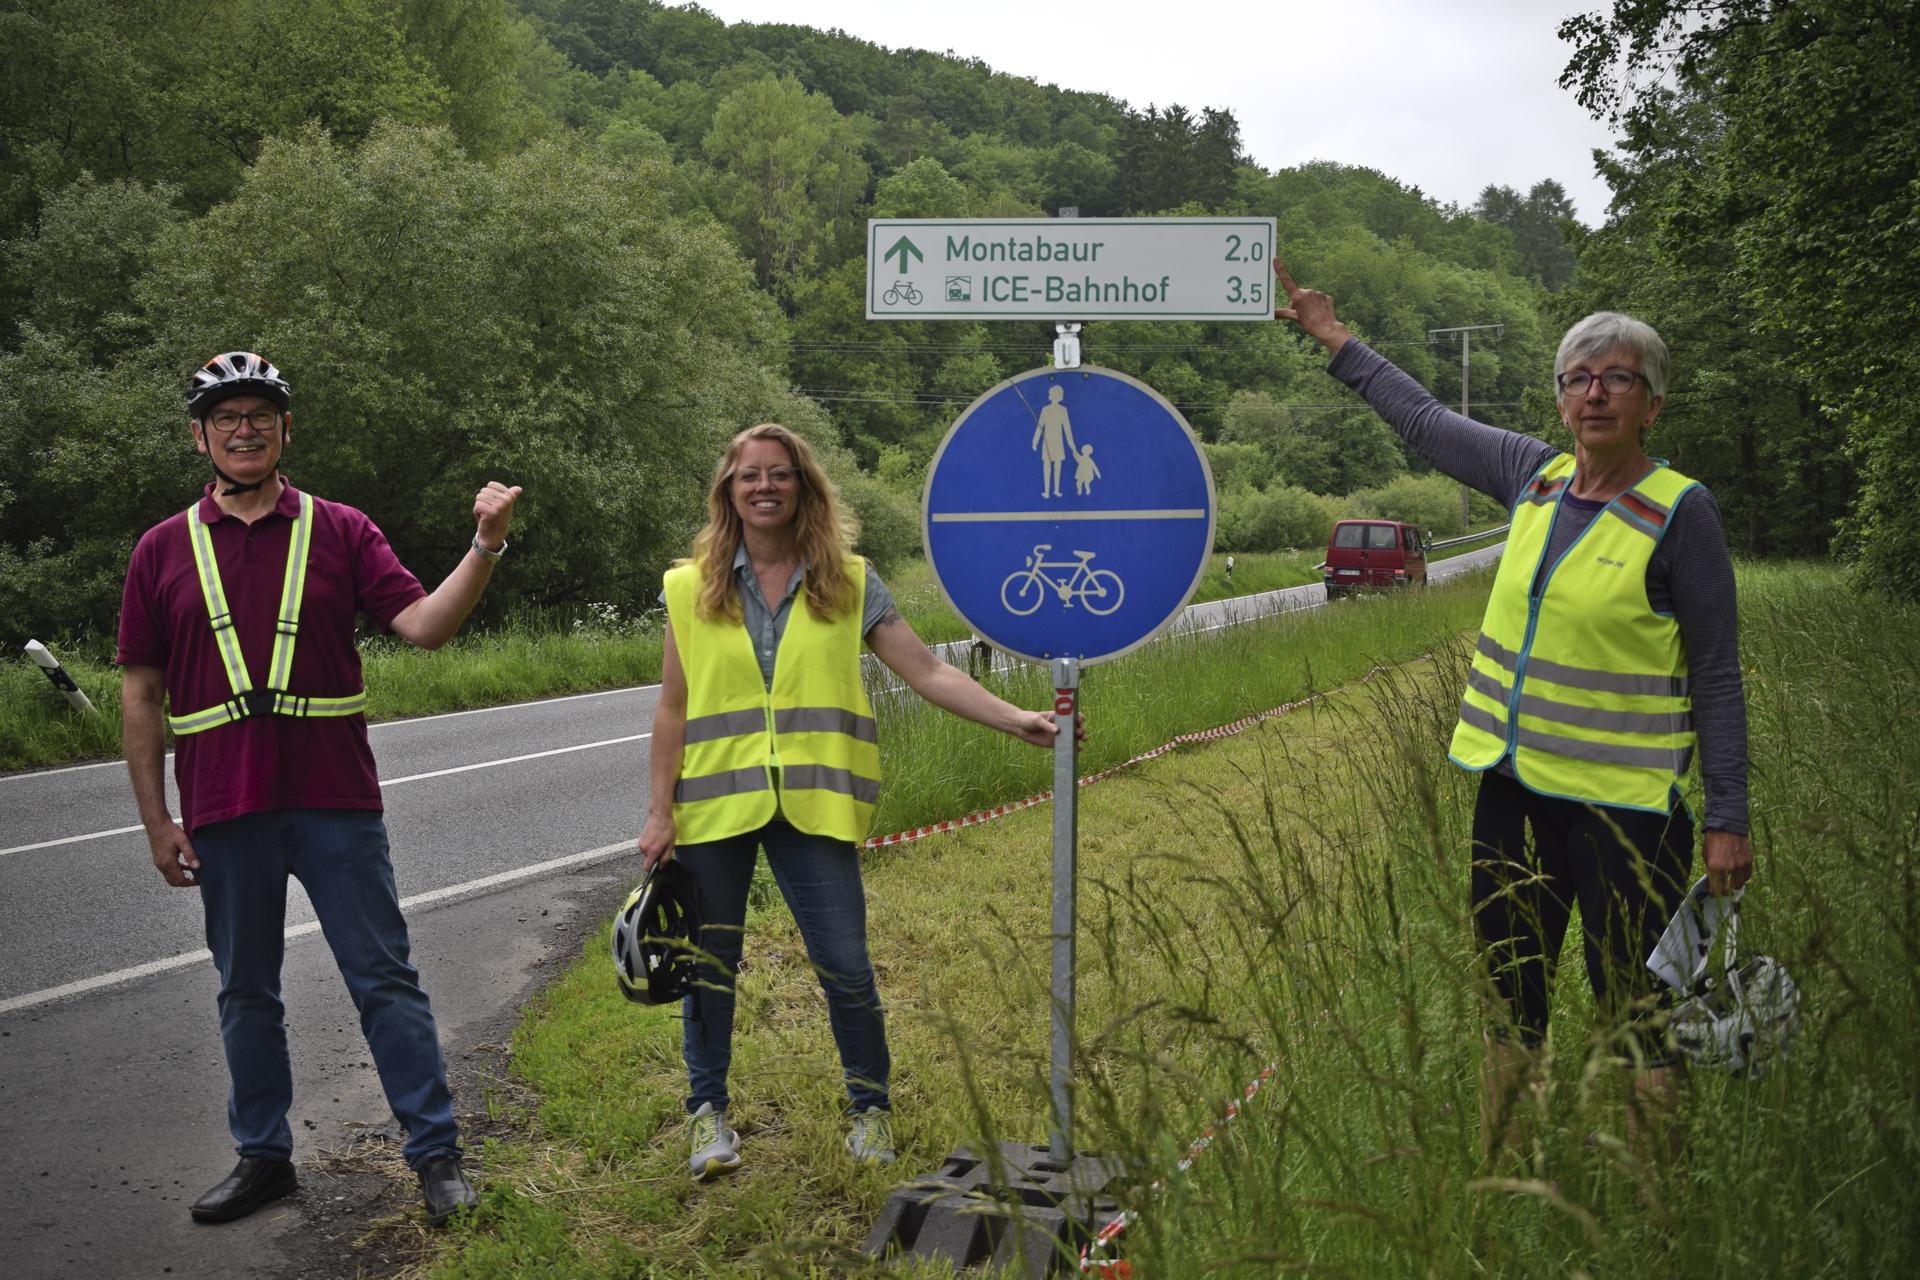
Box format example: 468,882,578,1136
1273,261,1352,354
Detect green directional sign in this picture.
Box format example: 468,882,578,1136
865,217,1277,321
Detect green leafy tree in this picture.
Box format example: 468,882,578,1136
1559,1,1906,576
874,96,950,168
515,0,658,75
1,175,184,364
870,158,974,220
1113,104,1243,212
107,124,804,624
1475,179,1577,289
398,0,532,156
701,74,869,302
646,3,735,84
0,329,194,643
1203,441,1269,496
1216,485,1337,553
1223,390,1405,496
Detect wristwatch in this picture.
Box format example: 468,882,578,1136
471,533,507,561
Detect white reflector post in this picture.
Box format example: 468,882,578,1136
25,639,96,713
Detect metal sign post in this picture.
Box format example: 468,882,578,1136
865,226,1229,1267
1049,657,1080,1162
920,364,1214,1164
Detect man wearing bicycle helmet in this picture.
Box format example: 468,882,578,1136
116,352,521,1228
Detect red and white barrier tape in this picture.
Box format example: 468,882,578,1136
1079,1062,1281,1278
861,792,1055,847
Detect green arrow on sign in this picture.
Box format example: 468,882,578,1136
883,235,924,273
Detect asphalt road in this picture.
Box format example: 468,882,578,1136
0,545,1500,1279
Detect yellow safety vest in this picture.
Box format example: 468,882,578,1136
664,558,881,844
166,490,368,735
1448,454,1698,812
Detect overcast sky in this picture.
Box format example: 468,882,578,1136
694,0,1623,225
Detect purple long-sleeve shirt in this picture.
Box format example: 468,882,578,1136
1328,340,1750,833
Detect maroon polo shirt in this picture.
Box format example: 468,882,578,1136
116,480,427,833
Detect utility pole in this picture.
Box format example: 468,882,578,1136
1427,323,1504,531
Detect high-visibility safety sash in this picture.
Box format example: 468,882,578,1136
1448,454,1698,812
664,559,880,845
166,490,368,735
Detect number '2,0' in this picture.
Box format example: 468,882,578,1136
1223,235,1266,263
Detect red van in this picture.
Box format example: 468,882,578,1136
1323,520,1427,598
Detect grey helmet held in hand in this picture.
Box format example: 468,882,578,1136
612,860,706,1005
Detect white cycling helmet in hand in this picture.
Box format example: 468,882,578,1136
1648,876,1801,1078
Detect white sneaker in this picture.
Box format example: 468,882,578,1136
688,1102,741,1182
845,1106,896,1166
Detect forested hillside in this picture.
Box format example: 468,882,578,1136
3,0,1906,642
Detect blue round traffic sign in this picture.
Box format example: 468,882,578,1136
923,366,1215,665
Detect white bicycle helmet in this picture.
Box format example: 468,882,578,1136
187,350,291,418
1647,877,1800,1078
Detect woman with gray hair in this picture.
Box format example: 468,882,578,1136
1274,263,1751,1160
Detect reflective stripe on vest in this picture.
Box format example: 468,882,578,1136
664,558,880,844
1447,453,1698,811
167,491,368,735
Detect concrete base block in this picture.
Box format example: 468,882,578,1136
862,1142,1124,1277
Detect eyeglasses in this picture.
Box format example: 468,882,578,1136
205,407,282,433
736,466,797,487
1556,368,1647,396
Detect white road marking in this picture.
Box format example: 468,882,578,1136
0,838,636,1017
378,732,650,787
0,824,146,856
0,732,651,858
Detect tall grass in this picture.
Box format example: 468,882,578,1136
0,639,126,767
390,560,1915,1278
1033,560,1920,1277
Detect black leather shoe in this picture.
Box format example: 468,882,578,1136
418,1155,478,1226
190,1156,297,1224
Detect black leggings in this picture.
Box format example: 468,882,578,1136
1470,770,1693,1066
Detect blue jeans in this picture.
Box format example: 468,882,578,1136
677,819,890,1115
193,808,460,1170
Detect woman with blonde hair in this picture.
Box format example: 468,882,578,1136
640,423,1068,1181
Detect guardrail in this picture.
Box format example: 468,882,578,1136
1428,523,1510,550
